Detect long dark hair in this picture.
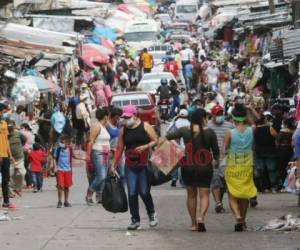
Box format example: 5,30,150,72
190,108,207,154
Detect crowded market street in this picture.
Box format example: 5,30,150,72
1,0,300,249
0,164,299,250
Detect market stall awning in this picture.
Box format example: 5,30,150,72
83,43,114,55
21,76,59,93
93,26,116,41
82,44,109,63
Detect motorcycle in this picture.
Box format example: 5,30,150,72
159,98,169,122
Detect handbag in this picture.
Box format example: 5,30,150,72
147,161,172,186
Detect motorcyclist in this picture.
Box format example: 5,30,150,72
156,78,171,102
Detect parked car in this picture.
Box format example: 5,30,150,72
154,13,172,26
109,91,160,134
137,72,176,94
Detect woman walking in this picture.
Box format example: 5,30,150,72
110,105,158,230
223,104,257,232
86,108,110,204
163,108,219,232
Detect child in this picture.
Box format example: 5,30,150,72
28,143,47,193
54,135,84,208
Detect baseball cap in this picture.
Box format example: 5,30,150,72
179,109,188,117
122,105,137,118
211,105,224,116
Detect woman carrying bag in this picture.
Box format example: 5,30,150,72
110,105,158,230
160,108,220,232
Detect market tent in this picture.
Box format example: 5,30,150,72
82,44,109,63
117,4,147,18
93,26,116,41
101,38,116,53
83,43,114,55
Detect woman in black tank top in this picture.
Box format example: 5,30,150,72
111,105,158,230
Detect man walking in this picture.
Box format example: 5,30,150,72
140,48,153,74
208,104,234,213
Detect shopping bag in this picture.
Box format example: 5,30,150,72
147,161,173,186
102,175,128,213
150,140,184,176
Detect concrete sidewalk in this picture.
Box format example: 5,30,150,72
0,166,299,250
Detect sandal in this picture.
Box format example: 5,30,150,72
190,226,197,232
197,219,206,232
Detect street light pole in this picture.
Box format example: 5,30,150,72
268,0,275,14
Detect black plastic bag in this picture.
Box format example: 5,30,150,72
102,176,128,213
147,162,172,186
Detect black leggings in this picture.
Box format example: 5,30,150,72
1,158,10,204
24,152,32,186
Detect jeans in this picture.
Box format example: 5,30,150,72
185,76,192,91
31,172,43,190
24,152,32,186
0,158,10,204
171,96,180,118
89,150,109,193
255,157,277,189
125,166,155,222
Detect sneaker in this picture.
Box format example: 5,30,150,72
96,193,102,204
64,202,72,208
171,180,176,187
215,203,225,213
85,196,94,206
33,188,38,193
127,221,141,230
149,212,158,227
271,188,277,194
2,203,16,210
57,201,63,208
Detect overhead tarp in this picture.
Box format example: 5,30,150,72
33,17,74,33
93,26,116,41
0,21,82,47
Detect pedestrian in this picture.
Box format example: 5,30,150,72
163,108,219,232
277,118,295,189
54,135,84,208
140,48,153,74
86,108,110,205
166,108,190,187
164,56,179,79
106,107,124,184
110,105,158,230
28,143,47,193
75,96,91,148
253,114,278,193
184,60,193,91
8,120,26,197
223,104,257,232
208,105,234,213
20,123,34,189
0,103,16,209
170,79,181,118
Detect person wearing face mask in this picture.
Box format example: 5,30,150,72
110,105,158,230
208,105,234,213
54,135,85,208
86,108,111,205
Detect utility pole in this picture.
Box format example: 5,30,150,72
268,0,275,14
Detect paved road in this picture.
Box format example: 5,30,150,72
0,164,299,250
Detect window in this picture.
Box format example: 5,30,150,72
176,5,197,14
124,31,157,42
131,99,139,105
139,98,150,106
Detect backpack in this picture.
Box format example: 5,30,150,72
55,146,73,168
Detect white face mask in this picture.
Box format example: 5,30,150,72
125,118,134,127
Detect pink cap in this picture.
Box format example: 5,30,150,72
122,105,137,118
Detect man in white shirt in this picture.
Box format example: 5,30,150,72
180,46,194,66
206,62,219,91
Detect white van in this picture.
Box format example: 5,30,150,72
175,0,201,23
124,18,159,51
